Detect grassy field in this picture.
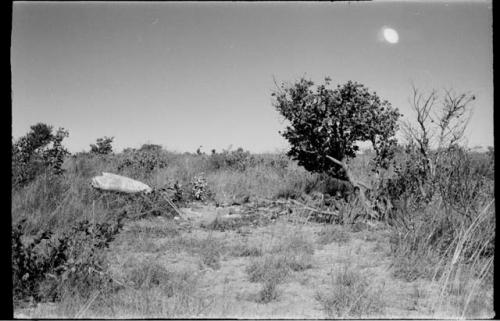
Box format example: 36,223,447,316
12,146,494,318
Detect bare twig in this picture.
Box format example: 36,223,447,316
290,199,339,217
74,290,100,318
437,89,474,150
160,190,184,218
325,155,376,218
325,155,371,190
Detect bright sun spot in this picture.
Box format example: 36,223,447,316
383,27,399,44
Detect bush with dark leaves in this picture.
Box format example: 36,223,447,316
12,210,127,304
12,123,69,189
117,146,168,178
209,148,256,172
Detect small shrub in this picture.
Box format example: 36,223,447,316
12,222,54,302
90,136,114,155
435,147,494,224
12,210,127,304
172,181,185,203
209,147,255,172
117,147,168,179
191,173,209,201
12,124,70,188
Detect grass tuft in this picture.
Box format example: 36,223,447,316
315,263,384,318
316,225,351,245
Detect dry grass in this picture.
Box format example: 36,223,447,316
427,200,495,318
205,162,318,204
164,233,228,270
245,225,315,303
316,225,351,245
19,261,209,318
388,190,494,317
127,221,180,238
228,242,263,257
12,147,494,318
96,263,210,318
315,262,385,318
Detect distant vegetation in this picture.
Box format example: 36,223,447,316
90,136,114,155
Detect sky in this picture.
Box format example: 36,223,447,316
11,1,493,154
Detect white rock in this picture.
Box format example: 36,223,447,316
91,172,152,194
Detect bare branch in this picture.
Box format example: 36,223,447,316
437,89,475,149
325,155,345,168
290,199,339,217
272,75,284,95
325,155,372,190
408,85,438,162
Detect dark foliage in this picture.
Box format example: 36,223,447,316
12,123,70,188
90,136,114,155
12,210,127,304
209,147,256,172
272,78,401,178
117,147,168,177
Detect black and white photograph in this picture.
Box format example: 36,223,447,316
11,1,494,318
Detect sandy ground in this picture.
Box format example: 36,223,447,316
108,204,436,318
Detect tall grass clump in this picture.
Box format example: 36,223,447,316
386,147,494,319
315,263,385,318
380,86,494,317
369,85,495,317
428,199,495,318
387,148,494,270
